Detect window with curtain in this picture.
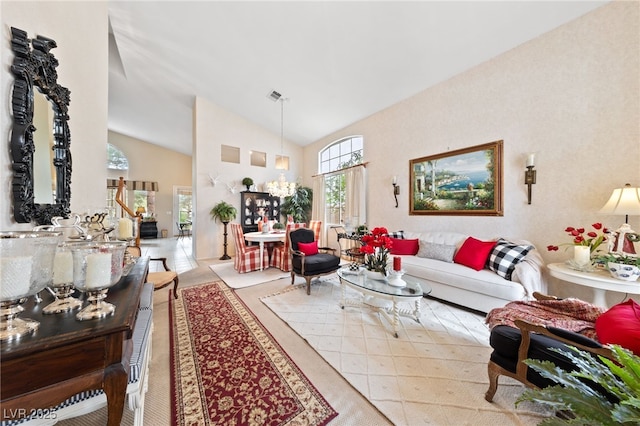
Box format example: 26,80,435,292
317,136,364,226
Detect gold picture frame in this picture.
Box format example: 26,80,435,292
410,140,503,216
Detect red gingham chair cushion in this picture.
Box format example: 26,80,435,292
230,223,269,273
270,223,306,272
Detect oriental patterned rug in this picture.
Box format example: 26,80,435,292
170,281,338,425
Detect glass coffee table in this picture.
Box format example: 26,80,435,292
337,268,431,338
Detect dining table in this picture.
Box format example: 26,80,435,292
243,231,287,271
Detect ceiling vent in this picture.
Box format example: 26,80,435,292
267,90,282,102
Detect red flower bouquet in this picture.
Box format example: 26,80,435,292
547,223,609,254
359,227,393,275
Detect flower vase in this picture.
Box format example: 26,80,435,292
363,269,387,281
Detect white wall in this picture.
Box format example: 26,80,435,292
302,2,639,303
108,131,192,237
192,97,303,260
1,1,109,230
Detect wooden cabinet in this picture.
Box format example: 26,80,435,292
139,221,158,239
1,258,149,425
240,191,281,234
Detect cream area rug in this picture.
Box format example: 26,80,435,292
261,278,552,425
210,262,290,289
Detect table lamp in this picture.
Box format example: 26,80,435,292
599,183,640,254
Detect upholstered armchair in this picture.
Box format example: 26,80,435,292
484,293,619,402
270,222,306,271
230,223,269,273
289,228,341,295
485,319,614,402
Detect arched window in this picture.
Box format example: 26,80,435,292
318,136,364,226
107,143,129,170
319,136,363,174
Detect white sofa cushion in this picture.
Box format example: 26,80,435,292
416,241,456,262
399,255,526,301
404,231,467,247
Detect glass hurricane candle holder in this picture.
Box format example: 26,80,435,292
43,241,84,314
0,231,62,341
71,241,127,321
116,217,137,242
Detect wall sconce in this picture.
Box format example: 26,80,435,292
524,153,536,205
392,176,400,208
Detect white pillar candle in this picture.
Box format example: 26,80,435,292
85,252,112,289
574,246,591,266
0,256,33,299
526,153,536,167
53,251,74,285
118,218,133,240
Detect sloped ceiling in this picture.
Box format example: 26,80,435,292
108,1,608,155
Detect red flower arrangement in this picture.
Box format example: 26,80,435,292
359,227,393,275
547,223,609,254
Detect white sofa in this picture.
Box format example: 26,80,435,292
396,231,547,313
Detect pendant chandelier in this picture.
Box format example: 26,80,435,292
267,97,296,198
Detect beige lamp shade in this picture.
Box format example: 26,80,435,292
599,183,640,223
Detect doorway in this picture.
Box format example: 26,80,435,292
174,186,192,237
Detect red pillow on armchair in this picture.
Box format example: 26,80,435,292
297,241,319,256
595,299,640,355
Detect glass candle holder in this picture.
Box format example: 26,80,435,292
70,241,127,321
42,241,84,314
0,231,62,341
116,217,137,242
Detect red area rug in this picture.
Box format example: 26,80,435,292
170,281,338,425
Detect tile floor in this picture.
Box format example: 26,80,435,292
138,235,199,274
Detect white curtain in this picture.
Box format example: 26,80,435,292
311,175,325,243
345,165,366,227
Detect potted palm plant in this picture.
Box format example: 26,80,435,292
280,186,312,224
210,201,237,260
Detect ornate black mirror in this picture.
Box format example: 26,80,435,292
10,27,71,225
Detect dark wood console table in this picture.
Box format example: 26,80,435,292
0,257,150,425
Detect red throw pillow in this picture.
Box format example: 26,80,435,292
390,238,419,255
595,299,640,355
297,241,319,256
453,237,497,271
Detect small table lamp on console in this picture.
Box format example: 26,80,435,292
599,183,640,255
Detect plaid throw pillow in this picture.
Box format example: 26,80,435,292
487,239,533,280
385,230,404,239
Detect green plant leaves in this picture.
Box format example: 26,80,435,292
516,345,640,425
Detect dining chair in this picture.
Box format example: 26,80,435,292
126,245,179,299
230,223,269,273
309,220,322,245
270,222,306,272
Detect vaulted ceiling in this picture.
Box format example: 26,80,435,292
108,1,608,155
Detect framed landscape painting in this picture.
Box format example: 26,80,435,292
410,140,503,216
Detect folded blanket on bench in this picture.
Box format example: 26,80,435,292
485,298,605,340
